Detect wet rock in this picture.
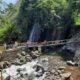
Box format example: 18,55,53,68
21,51,26,56
74,49,80,66
3,61,11,68
17,68,26,73
67,61,76,66
46,72,51,76
41,58,48,62
31,54,38,59
0,61,11,69
25,55,32,62
28,72,35,80
20,74,29,80
12,59,22,65
34,50,39,54
5,75,10,80
16,53,22,59
40,58,49,71
35,70,43,77
20,57,26,64
35,65,44,73
0,62,4,69
31,50,40,59
13,62,22,65
33,64,45,78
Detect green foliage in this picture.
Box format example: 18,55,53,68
0,0,17,43
5,3,17,17
17,0,70,29
37,0,68,9
71,0,80,25
0,16,11,43
0,0,80,43
72,11,80,25
0,0,6,14
75,13,80,25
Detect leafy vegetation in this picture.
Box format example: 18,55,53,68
0,0,80,43
0,15,11,42
0,0,18,43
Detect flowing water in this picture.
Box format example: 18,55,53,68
29,23,42,42
2,58,48,80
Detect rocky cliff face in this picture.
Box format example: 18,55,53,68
15,0,78,42
9,0,80,64
61,32,80,65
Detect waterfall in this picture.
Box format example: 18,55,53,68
29,23,42,42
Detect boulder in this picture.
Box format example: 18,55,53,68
0,62,4,69
21,51,26,56
60,72,71,80
46,72,51,76
3,61,11,68
50,69,55,74
20,73,29,80
33,64,45,77
31,50,40,58
12,59,22,65
73,49,80,66
0,61,11,69
25,54,32,62
20,57,26,64
58,66,66,70
31,53,39,59
67,61,76,66
54,71,59,76
57,70,62,74
5,75,10,80
16,53,22,59
34,50,39,54
40,58,49,71
41,58,48,62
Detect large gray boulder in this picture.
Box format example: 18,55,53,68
62,32,80,65
73,49,80,66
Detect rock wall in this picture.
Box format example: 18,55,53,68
62,32,80,65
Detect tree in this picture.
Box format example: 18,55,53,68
5,3,17,16
71,0,80,25
0,0,7,14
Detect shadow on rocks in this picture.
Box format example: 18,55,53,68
59,49,75,61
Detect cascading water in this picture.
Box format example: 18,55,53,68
29,23,42,42
2,58,48,80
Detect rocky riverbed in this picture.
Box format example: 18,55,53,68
0,50,80,80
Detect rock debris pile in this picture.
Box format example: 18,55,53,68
44,66,73,80
0,50,73,80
